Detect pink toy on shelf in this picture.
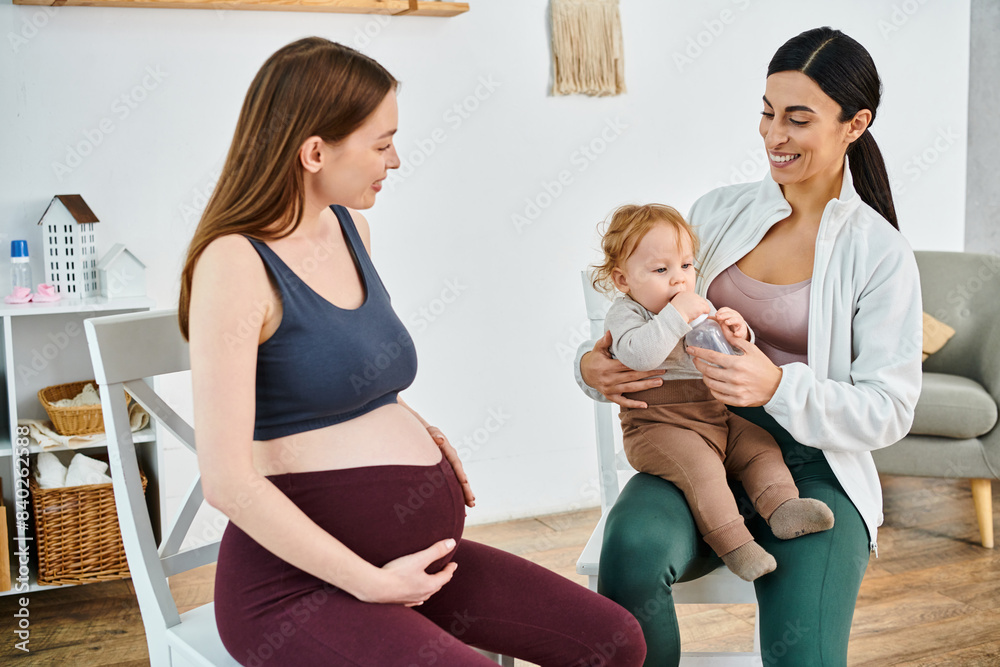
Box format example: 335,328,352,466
4,286,32,304
31,284,61,303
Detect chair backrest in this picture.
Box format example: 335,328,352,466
84,308,217,634
580,271,637,510
916,250,1000,385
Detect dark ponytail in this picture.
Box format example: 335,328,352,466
846,129,897,229
768,27,899,231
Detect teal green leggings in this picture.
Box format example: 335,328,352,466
599,406,871,666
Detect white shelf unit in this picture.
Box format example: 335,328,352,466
1,295,157,596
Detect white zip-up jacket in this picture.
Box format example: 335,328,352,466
575,157,923,554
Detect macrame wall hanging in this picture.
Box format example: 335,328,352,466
550,0,626,97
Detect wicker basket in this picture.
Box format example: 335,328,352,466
29,462,146,586
37,381,130,436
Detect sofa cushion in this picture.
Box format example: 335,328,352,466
910,372,998,439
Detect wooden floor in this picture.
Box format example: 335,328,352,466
2,474,999,666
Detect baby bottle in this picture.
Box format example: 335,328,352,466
684,314,737,356
10,240,32,291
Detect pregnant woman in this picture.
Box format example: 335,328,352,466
180,37,644,666
576,27,922,666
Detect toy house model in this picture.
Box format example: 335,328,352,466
97,243,147,298
36,194,100,298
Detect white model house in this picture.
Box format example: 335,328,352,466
36,194,101,298
97,243,147,298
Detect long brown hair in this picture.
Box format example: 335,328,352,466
177,37,397,340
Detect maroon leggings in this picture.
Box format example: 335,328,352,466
214,456,645,666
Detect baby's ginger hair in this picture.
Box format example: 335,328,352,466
590,204,699,296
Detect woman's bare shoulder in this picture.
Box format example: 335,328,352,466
197,233,264,275
192,233,274,305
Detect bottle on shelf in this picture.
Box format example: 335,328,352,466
10,240,32,291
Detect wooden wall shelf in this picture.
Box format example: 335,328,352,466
11,0,468,16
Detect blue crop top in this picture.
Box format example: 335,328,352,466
243,205,417,441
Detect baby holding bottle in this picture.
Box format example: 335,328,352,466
591,203,835,581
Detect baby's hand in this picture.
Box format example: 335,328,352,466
670,292,711,323
714,307,749,342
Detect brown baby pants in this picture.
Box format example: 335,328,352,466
620,379,800,557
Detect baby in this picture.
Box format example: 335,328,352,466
591,203,834,581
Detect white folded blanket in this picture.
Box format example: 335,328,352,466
35,452,67,489
65,453,113,486
35,452,114,489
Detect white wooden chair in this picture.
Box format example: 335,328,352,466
574,272,762,666
85,308,236,667
85,308,513,667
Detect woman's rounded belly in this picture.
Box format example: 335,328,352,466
251,403,442,476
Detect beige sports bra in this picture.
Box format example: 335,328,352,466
706,263,810,366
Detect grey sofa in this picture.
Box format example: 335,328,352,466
872,250,1000,547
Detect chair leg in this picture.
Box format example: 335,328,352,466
475,649,516,665
752,604,761,655
971,478,994,548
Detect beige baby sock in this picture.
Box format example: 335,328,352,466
768,498,835,540
720,541,777,582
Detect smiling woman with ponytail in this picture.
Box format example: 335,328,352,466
577,27,922,665
768,26,899,230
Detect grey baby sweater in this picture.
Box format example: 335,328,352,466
604,295,713,381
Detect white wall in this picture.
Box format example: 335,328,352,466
1,0,970,526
